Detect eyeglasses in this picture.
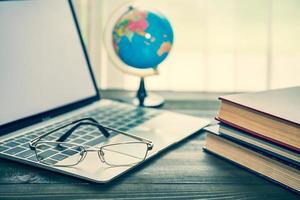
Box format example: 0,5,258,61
29,118,153,167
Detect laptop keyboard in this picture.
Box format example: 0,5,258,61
0,102,160,164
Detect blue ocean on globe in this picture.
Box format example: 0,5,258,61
112,7,174,69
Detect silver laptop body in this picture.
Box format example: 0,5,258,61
0,0,209,183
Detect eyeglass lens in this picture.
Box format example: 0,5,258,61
100,142,148,166
35,142,84,166
35,141,148,166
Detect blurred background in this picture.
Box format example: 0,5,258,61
73,0,300,92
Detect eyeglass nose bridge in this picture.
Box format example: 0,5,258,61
98,149,105,163
82,148,105,163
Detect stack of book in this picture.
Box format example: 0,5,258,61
203,87,300,192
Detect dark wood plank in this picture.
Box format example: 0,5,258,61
0,91,298,199
0,183,298,200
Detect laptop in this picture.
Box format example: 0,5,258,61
0,0,210,183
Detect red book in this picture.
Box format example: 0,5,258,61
216,87,300,153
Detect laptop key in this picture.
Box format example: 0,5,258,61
73,130,87,136
50,153,68,161
43,135,56,141
84,127,94,132
14,137,30,143
0,146,9,152
85,137,105,147
52,132,63,137
26,134,38,139
20,143,30,148
61,149,78,156
135,119,146,124
3,141,20,148
126,123,137,128
119,127,129,132
89,131,100,137
82,135,93,140
37,149,58,159
38,144,51,151
72,138,85,144
15,149,36,158
27,155,38,162
42,158,57,165
3,146,26,155
107,124,119,129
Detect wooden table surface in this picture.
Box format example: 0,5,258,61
0,90,298,199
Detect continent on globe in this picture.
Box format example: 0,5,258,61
112,6,173,69
157,41,172,56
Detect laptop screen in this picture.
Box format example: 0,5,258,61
0,0,98,131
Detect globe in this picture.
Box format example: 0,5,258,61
112,6,174,70
104,5,174,107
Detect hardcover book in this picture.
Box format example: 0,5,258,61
217,87,300,152
203,126,300,193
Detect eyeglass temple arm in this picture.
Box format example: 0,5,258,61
29,122,72,149
71,119,151,145
57,122,110,142
29,116,152,149
29,118,108,149
100,125,153,149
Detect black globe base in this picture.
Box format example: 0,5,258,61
132,93,164,108
132,77,164,108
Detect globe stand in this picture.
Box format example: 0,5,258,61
132,77,165,108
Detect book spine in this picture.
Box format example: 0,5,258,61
217,117,300,153
218,130,300,168
203,147,300,194
218,98,299,126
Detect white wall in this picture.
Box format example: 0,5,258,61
74,0,300,92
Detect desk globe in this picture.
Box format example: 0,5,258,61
105,5,174,107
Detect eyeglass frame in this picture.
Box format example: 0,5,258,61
29,118,154,167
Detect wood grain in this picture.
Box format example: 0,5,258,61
0,91,298,199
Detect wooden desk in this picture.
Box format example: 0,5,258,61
0,91,298,199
